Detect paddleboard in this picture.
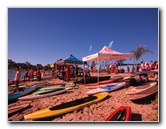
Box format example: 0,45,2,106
86,82,126,95
125,82,157,95
8,103,30,115
129,85,158,101
18,88,70,101
32,87,65,95
24,92,109,120
8,84,39,101
105,106,131,121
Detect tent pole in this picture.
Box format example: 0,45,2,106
83,62,86,84
97,57,100,87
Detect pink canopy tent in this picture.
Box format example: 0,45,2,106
82,46,134,62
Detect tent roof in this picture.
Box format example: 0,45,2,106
55,54,85,65
82,46,134,62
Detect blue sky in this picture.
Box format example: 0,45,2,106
8,8,158,66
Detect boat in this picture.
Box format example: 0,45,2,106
8,84,39,101
32,87,65,95
84,76,123,88
105,106,131,121
24,92,109,120
8,103,30,115
129,85,158,101
18,88,71,101
125,82,157,95
86,82,126,95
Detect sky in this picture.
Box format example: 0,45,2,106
8,8,158,66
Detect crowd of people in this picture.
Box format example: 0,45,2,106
54,65,79,82
13,67,46,92
24,67,46,82
12,60,158,92
89,60,158,74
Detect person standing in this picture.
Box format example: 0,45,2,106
14,67,21,92
127,65,130,73
41,68,45,79
66,65,71,82
28,68,34,81
36,67,41,81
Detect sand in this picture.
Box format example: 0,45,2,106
8,73,159,122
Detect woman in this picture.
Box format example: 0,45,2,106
14,67,21,92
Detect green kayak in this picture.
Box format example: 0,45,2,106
32,87,65,95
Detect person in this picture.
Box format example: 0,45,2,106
106,64,109,73
41,68,45,79
154,61,158,69
146,63,151,70
127,65,130,73
28,68,34,81
24,70,30,82
150,61,155,70
51,68,55,78
36,67,41,81
66,65,71,82
132,66,135,73
14,67,21,92
62,69,66,81
141,61,146,71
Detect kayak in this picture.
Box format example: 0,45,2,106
129,85,158,101
105,106,131,121
8,84,39,101
86,82,126,95
18,88,71,101
85,76,123,88
125,82,157,95
24,92,109,120
32,87,65,95
8,103,30,115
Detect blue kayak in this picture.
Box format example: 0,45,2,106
8,84,39,101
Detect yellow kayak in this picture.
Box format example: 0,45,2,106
24,92,109,120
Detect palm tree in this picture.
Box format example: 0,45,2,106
131,44,153,71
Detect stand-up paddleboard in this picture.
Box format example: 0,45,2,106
86,82,126,95
129,85,158,101
8,103,30,115
105,106,131,121
18,88,71,101
85,76,123,87
8,84,39,101
24,92,109,120
32,87,65,95
125,82,157,95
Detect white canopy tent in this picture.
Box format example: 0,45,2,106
82,46,134,84
83,46,134,62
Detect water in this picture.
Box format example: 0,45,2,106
8,71,26,80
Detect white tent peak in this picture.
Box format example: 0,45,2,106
99,46,120,54
82,46,134,62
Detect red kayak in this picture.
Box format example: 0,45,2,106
85,76,123,87
105,106,131,121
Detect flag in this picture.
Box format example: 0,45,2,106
89,45,92,55
108,41,113,48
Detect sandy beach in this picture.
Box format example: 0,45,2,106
8,73,158,122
